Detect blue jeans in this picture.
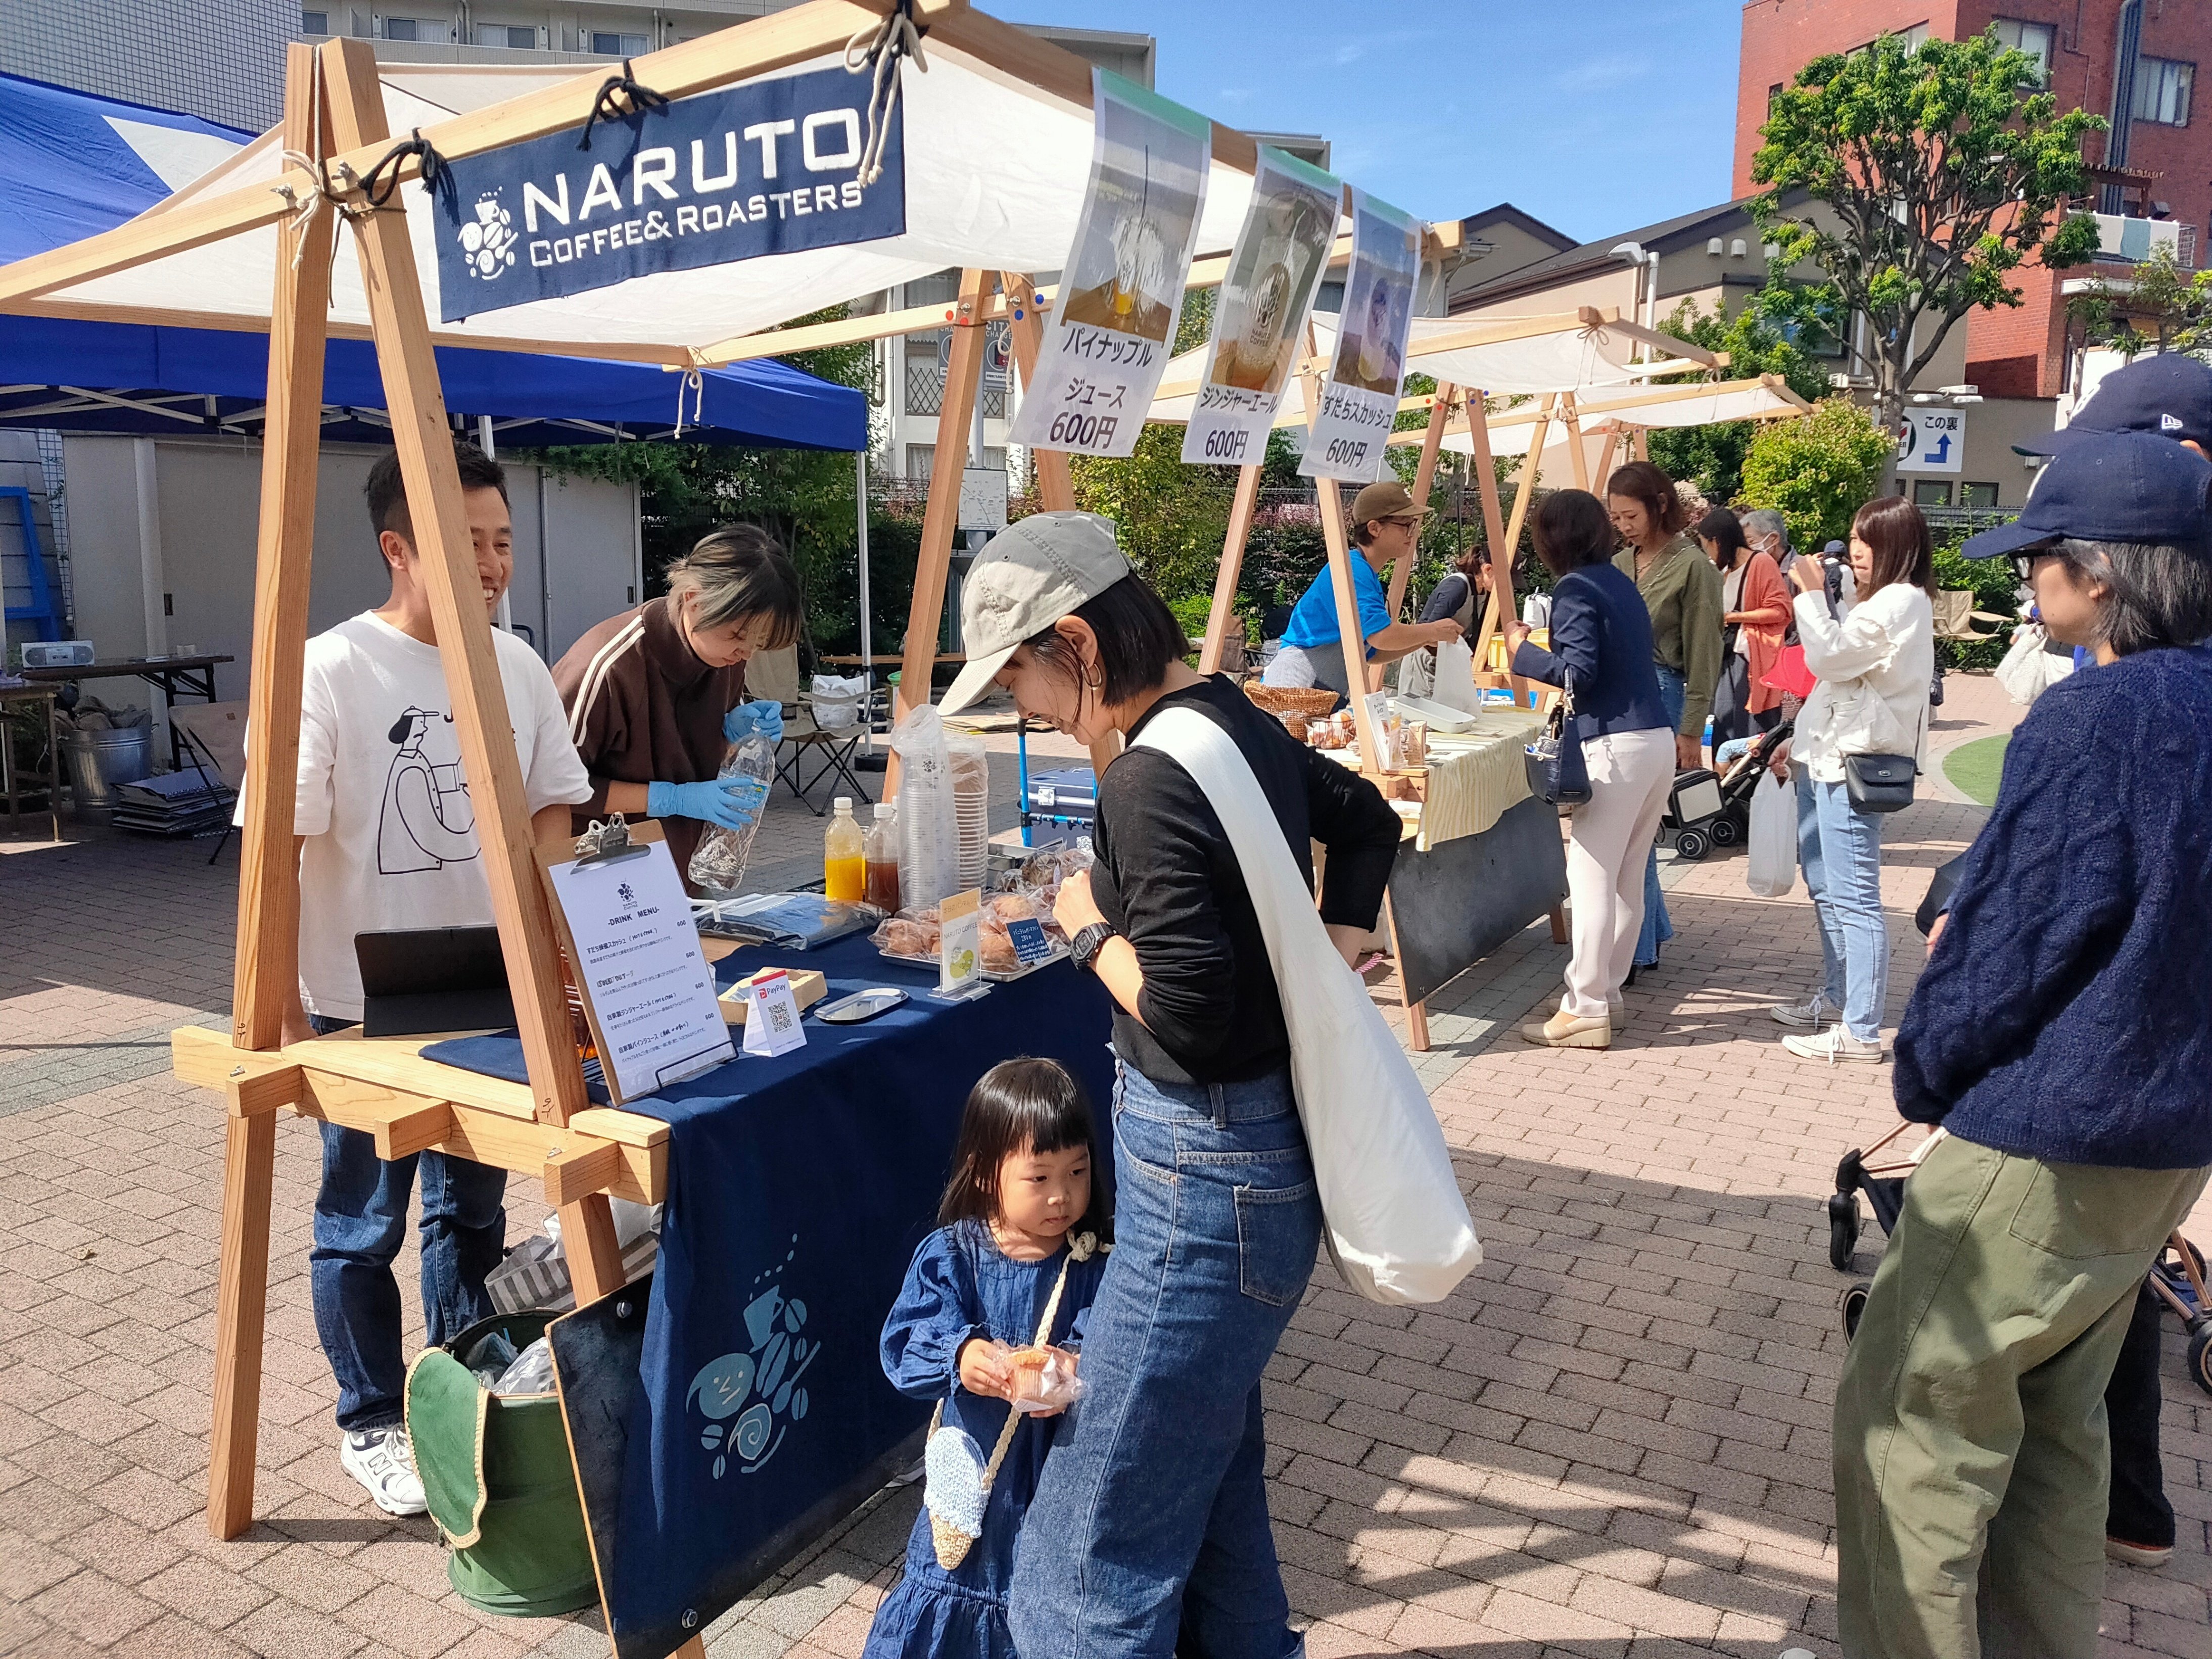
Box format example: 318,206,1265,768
307,1018,507,1432
1635,665,1685,966
1010,1062,1321,1659
1795,774,1888,1040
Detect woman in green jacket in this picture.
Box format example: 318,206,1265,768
1607,460,1723,973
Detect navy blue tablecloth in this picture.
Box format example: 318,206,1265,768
426,934,1114,1646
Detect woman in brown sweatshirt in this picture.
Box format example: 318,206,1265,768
553,525,804,879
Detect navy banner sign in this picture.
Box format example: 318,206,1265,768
432,66,906,320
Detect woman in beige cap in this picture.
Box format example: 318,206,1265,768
935,511,1399,1659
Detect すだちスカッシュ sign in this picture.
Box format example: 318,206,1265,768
430,66,905,321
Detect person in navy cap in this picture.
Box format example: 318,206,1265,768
2021,351,2212,460
1831,430,2212,1659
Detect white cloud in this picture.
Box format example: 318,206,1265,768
1553,54,1649,93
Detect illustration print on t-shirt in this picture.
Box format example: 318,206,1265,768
380,707,480,874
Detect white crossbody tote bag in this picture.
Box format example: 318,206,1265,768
1134,707,1480,1305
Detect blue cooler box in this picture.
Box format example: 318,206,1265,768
1025,766,1098,829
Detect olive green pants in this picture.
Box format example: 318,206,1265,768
1833,1133,2207,1659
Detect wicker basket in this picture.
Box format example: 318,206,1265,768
1243,683,1338,720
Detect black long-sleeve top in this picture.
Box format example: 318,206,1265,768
1090,675,1402,1085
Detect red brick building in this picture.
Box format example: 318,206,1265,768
1734,1,2209,400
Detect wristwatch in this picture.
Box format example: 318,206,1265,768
1069,921,1118,975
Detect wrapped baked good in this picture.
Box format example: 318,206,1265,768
871,906,942,960
1006,1344,1082,1414
979,929,1019,973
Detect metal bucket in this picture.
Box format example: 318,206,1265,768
59,724,154,818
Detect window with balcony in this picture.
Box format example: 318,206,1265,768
381,15,440,40
1990,19,2054,85
477,23,538,47
2133,58,2193,126
302,9,330,33
591,30,650,56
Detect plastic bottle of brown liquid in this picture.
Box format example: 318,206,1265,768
865,801,902,911
825,797,865,903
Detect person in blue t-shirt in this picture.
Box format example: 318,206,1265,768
1261,479,1462,696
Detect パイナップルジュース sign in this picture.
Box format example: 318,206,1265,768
431,66,905,320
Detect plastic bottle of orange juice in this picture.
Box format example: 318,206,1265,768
824,797,865,903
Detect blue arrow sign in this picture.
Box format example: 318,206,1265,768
1926,433,1952,464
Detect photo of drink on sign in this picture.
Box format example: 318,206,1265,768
1009,69,1210,459
1301,188,1420,484
1181,148,1341,468
429,64,907,321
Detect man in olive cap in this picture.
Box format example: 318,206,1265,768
1260,479,1463,696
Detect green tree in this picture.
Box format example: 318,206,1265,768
2065,246,2212,358
1737,396,1891,550
1645,296,1831,504
1750,27,2105,466
526,308,879,653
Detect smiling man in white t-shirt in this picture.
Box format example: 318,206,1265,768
281,439,590,1514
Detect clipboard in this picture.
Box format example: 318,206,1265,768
535,818,735,1104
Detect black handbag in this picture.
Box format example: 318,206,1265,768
1525,684,1591,809
1843,752,1916,813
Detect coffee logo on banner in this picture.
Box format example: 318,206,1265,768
685,1235,816,1480
433,65,907,321
457,192,520,282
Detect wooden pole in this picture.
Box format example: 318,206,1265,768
887,267,991,798
1296,353,1383,767
1371,382,1455,692
207,42,331,1543
324,41,624,1309
1001,273,1073,513
1562,392,1590,491
1592,427,1624,496
1196,462,1263,676
1472,395,1556,702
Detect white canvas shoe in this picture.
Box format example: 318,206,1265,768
341,1425,428,1516
1782,1027,1885,1065
1770,990,1842,1029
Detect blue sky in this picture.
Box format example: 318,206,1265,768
1005,1,1745,245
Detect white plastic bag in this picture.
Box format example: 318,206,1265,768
1428,635,1482,716
1994,622,2070,706
1135,708,1479,1305
890,705,961,909
1746,770,1797,898
810,674,868,732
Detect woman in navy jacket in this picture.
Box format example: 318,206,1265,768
1504,490,1675,1049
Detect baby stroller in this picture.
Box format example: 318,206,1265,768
1664,718,1794,862
1826,1121,2212,1393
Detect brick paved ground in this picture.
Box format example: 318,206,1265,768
3,674,2208,1659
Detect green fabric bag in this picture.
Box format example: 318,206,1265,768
404,1312,598,1619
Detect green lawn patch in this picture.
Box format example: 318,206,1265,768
1943,735,2010,806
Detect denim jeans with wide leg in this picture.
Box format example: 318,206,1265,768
1010,1061,1321,1659
1794,772,1888,1041
1634,665,1685,967
306,1019,508,1431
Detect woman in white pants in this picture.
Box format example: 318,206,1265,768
1507,491,1679,1049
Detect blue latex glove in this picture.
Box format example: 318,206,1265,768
647,776,769,830
723,699,785,746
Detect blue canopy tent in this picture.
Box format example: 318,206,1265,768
0,71,866,451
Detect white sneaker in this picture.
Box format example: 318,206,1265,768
341,1425,427,1516
1771,991,1842,1029
1782,1027,1885,1065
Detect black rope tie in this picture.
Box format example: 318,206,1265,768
580,60,671,151
357,127,448,209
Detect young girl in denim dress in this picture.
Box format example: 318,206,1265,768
860,1058,1110,1659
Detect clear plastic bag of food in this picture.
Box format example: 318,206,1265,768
1006,1345,1082,1415
871,905,942,961
687,732,778,895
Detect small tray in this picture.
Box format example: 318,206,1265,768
817,987,910,1024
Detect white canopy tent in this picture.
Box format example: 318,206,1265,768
33,44,1265,361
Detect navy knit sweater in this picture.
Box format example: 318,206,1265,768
1895,644,2212,1169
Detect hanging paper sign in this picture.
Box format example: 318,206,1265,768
1301,189,1421,484
1182,148,1341,467
431,65,906,321
1008,70,1211,459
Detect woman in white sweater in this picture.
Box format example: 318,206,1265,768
1768,498,1935,1062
